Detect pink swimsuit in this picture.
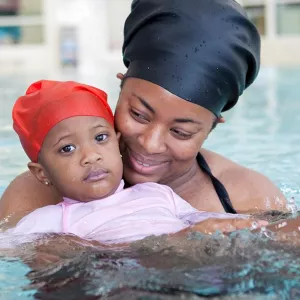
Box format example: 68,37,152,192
10,181,246,244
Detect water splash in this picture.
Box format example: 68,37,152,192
0,229,298,299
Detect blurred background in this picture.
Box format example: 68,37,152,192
0,0,300,74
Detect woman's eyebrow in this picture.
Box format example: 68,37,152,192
132,93,155,113
174,118,203,125
132,92,203,125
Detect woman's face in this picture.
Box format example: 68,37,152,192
114,78,216,186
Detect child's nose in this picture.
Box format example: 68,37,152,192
80,146,102,166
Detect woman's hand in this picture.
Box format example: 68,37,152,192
184,218,268,235
264,216,300,233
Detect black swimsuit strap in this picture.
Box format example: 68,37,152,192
196,152,237,214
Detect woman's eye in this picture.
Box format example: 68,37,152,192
95,134,108,142
171,129,192,139
130,110,148,122
60,145,75,153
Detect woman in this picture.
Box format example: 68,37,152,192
0,0,287,230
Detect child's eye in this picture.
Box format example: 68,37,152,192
95,134,108,142
60,145,75,153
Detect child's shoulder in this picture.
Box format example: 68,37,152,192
28,204,63,217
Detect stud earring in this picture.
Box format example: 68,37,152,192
45,181,50,186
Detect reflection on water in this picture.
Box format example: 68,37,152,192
0,258,33,300
1,67,300,299
0,226,300,299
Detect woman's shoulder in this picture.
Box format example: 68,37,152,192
199,148,236,175
200,149,288,213
201,148,272,183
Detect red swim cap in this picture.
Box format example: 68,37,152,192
13,80,114,162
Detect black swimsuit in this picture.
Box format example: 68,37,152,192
196,153,237,214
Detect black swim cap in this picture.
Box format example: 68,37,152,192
123,0,260,116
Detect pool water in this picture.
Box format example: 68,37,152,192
0,66,300,299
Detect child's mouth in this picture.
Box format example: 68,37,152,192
83,169,108,182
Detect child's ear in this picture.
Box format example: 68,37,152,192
27,162,52,186
116,132,121,142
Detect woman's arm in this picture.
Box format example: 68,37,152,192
0,171,62,227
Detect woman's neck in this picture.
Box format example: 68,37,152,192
165,159,203,199
167,158,225,212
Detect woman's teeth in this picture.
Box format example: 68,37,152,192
136,160,150,167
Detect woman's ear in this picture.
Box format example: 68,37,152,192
116,132,121,142
116,73,125,81
218,115,226,123
27,162,52,186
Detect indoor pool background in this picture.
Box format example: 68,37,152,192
0,66,300,299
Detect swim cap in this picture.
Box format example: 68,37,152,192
13,80,114,162
123,0,260,116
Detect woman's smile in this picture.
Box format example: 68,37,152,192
125,147,170,175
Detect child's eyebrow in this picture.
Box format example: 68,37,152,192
91,124,109,130
52,124,109,148
53,134,73,147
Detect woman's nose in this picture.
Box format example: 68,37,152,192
137,125,167,154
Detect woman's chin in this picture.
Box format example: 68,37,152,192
123,167,160,185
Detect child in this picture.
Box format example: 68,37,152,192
9,80,253,244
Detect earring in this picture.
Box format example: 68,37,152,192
45,181,50,186
120,154,123,158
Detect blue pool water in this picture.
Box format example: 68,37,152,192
0,66,300,299
0,259,34,299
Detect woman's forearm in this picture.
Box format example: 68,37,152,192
0,171,62,226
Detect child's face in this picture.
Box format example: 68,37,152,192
30,116,123,202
